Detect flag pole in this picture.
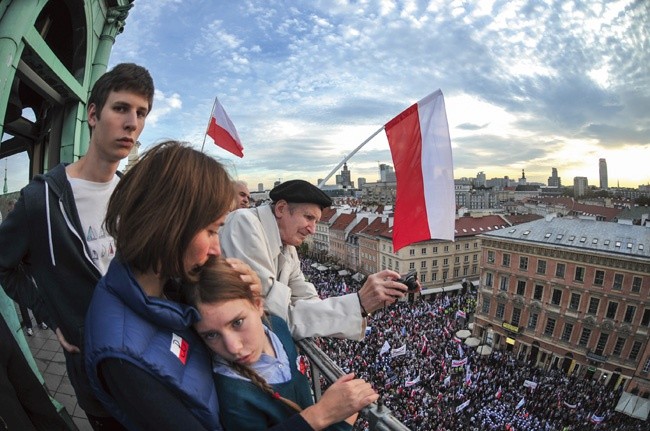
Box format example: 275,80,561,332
317,125,385,189
201,97,218,153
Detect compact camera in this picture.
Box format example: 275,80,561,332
396,269,418,291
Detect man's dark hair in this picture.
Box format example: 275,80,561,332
87,63,154,121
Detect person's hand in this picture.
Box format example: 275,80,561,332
55,327,80,353
300,373,378,430
357,269,407,314
225,257,262,295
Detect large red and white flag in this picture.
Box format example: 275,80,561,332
206,97,244,158
385,89,454,251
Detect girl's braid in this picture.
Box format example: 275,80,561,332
230,361,302,412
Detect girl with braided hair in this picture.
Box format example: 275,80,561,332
184,257,379,431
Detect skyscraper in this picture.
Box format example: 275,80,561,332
599,158,608,189
574,176,588,197
548,167,561,187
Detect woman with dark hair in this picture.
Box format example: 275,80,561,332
183,257,378,431
84,140,262,430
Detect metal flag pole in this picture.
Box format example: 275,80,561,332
201,96,218,153
317,125,385,189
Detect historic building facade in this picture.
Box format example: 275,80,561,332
475,216,650,395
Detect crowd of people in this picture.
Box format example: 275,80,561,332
299,257,648,431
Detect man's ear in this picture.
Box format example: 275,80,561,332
274,200,288,218
87,103,98,128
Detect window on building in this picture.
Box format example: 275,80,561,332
421,247,427,255
578,328,591,347
410,249,415,256
409,262,415,269
613,337,626,356
433,246,438,253
594,270,605,286
575,266,585,282
453,268,460,277
551,289,562,306
537,260,547,275
641,309,650,327
588,297,600,315
432,273,437,281
485,272,493,287
473,254,478,262
455,244,461,251
500,276,509,291
454,256,460,264
496,303,505,319
643,357,650,374
482,298,491,314
594,333,609,356
569,293,580,310
629,341,642,361
624,305,636,324
420,273,426,282
382,256,386,264
443,270,448,280
632,276,642,293
432,259,438,267
421,261,427,268
465,243,469,249
606,301,619,320
544,318,556,336
561,323,573,342
533,284,544,301
464,255,469,263
511,308,521,327
613,273,624,291
502,253,510,267
516,280,526,296
528,313,538,330
443,258,449,266
519,256,528,271
463,267,468,276
556,263,566,278
444,246,449,252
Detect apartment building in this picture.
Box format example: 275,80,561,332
476,216,650,395
372,215,509,290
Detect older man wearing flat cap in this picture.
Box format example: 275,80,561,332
219,179,408,340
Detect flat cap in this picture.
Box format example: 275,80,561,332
270,180,332,209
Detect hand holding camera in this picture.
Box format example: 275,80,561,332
396,269,419,292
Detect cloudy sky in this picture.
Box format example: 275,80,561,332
7,0,647,192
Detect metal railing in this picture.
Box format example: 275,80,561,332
296,338,411,431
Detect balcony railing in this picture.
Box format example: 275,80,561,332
296,338,411,431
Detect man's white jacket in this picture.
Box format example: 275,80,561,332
219,205,365,340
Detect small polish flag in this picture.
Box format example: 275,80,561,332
385,90,454,251
170,333,189,365
206,97,244,158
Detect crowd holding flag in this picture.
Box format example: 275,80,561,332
590,413,605,424
391,344,407,358
516,397,526,410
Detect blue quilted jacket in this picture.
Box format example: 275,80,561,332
84,257,221,430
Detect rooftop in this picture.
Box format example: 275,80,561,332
481,216,650,258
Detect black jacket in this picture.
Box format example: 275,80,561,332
0,163,111,416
